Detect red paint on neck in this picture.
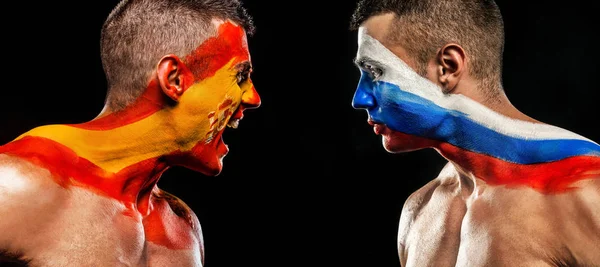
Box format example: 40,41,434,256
72,81,166,130
395,132,600,194
0,136,165,205
0,137,197,249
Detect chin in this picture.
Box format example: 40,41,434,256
381,130,434,153
191,157,224,176
169,135,228,177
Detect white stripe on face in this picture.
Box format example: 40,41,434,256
355,27,595,143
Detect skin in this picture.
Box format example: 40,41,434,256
352,13,600,267
0,19,260,267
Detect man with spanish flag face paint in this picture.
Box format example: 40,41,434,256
350,0,600,266
0,0,258,266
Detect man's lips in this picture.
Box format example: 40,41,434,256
368,119,385,135
227,108,245,129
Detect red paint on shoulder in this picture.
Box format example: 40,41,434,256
0,136,163,206
1,136,198,249
397,132,600,194
143,199,196,250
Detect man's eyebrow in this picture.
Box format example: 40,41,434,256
235,61,252,72
353,56,380,68
353,56,364,67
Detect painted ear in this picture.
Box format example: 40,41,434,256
157,54,187,102
436,43,466,93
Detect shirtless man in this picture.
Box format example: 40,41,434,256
349,0,600,266
0,0,260,266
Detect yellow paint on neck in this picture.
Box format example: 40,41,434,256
17,60,242,173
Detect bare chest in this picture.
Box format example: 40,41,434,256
400,187,584,267
10,188,202,267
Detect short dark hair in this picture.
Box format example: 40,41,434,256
351,0,505,97
101,0,254,111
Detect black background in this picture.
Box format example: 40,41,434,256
1,1,598,266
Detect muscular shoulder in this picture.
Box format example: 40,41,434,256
562,178,600,263
397,163,462,246
152,189,200,228
0,154,66,248
0,154,62,202
151,188,204,249
399,163,461,221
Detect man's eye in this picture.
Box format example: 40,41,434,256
236,72,248,84
364,63,382,79
371,68,382,79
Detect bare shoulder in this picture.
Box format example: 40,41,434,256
399,162,459,222
567,177,600,229
151,188,204,246
152,188,200,228
0,154,62,201
562,177,600,220
397,162,459,246
0,154,65,248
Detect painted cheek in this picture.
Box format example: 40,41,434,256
205,96,236,143
352,71,377,109
174,65,241,146
375,81,453,137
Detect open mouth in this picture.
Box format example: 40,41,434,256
218,109,243,146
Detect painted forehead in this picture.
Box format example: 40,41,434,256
184,20,250,80
356,27,443,99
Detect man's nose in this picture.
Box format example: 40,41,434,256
241,83,261,109
351,76,376,109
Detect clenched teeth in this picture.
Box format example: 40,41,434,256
227,118,240,129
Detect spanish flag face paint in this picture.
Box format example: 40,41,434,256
166,19,260,175
1,20,260,204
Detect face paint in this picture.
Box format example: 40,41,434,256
11,21,253,174
0,21,256,248
353,28,600,194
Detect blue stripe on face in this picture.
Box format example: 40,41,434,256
352,71,600,164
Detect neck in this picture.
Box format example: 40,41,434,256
4,84,188,215
426,99,600,194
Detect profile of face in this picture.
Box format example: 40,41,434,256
352,22,449,153
168,19,261,176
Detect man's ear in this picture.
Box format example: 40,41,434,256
157,54,188,102
436,43,466,93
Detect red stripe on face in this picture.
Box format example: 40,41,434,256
394,132,600,194
184,21,249,81
71,21,248,131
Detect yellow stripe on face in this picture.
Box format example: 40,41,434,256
18,59,242,173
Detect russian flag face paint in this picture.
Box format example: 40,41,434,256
352,28,600,193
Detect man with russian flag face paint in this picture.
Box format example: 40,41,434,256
350,0,600,266
0,0,259,266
